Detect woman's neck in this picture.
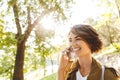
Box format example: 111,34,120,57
78,56,92,67
77,55,92,76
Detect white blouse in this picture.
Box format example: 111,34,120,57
76,70,88,80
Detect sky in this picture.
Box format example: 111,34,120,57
70,0,97,24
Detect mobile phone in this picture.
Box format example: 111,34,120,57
66,47,71,57
66,47,76,61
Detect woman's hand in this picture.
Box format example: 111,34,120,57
58,48,71,80
58,48,71,70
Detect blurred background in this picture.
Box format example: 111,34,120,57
0,0,120,80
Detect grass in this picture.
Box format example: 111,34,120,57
40,73,57,80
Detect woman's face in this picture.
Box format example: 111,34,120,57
69,32,91,57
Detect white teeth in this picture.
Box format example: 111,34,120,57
73,48,81,51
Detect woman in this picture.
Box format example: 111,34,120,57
58,24,120,80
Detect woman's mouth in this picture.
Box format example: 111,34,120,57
73,48,81,52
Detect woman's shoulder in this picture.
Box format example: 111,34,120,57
104,67,120,80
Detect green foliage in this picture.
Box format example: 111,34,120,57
89,0,120,56
38,0,72,20
24,36,59,75
34,25,58,70
0,17,16,48
0,19,4,28
0,51,15,80
0,32,16,49
40,73,57,80
0,23,16,79
112,43,120,52
24,50,41,73
35,41,57,66
8,0,17,6
94,9,120,46
0,38,16,80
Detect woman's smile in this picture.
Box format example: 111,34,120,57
73,48,81,52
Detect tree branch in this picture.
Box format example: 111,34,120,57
27,6,31,26
115,0,120,17
12,3,22,37
23,8,56,42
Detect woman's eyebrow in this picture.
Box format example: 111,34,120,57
69,35,81,39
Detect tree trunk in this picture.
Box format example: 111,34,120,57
50,55,54,73
43,56,46,76
13,40,25,80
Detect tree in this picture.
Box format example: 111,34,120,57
94,0,120,51
2,0,73,80
115,0,120,17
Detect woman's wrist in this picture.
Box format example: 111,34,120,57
58,67,65,72
58,68,65,80
58,67,66,80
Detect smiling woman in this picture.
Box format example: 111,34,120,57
69,24,102,53
58,24,120,80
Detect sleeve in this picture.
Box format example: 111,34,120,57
104,67,120,80
64,61,73,80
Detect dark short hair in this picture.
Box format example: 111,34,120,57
70,24,102,53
